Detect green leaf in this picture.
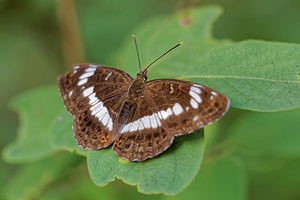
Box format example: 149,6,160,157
2,86,62,163
87,129,205,195
50,109,87,156
183,41,300,111
230,109,300,159
3,152,83,200
162,156,247,200
118,6,231,78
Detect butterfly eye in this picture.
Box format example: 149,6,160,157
143,74,147,81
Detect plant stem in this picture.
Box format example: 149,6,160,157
56,0,85,70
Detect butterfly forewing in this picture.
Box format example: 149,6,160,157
58,64,133,114
58,64,133,149
146,79,230,135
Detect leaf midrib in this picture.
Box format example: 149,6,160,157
177,75,300,83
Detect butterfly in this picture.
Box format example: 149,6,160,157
58,36,230,161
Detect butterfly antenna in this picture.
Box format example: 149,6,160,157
144,41,183,71
132,35,142,72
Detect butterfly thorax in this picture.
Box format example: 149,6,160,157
117,70,148,128
127,70,148,100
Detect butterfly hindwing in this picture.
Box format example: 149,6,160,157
113,95,173,161
73,93,127,149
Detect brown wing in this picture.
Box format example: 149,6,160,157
58,64,133,149
58,64,133,114
145,79,230,135
113,79,230,161
113,95,172,161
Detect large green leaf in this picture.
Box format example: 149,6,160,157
40,153,246,200
2,86,62,163
87,129,205,195
183,41,300,111
118,6,230,78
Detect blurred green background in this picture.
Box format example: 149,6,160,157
1,0,300,200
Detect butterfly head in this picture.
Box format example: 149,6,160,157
137,69,148,82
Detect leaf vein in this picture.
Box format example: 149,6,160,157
178,75,299,83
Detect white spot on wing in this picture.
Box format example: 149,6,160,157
91,102,103,115
193,115,199,121
126,122,133,132
190,98,198,109
96,107,106,119
193,84,205,89
89,95,115,132
69,90,73,97
105,72,112,81
191,86,201,94
101,113,110,126
89,64,98,68
85,67,97,72
211,91,218,96
189,90,202,103
138,119,145,130
121,124,128,133
154,113,162,126
83,86,94,97
159,110,169,119
170,84,174,94
88,93,98,105
142,116,151,128
74,65,80,69
107,118,113,131
149,114,158,128
78,78,87,86
131,120,139,132
157,111,163,120
122,112,164,133
166,108,173,116
79,71,94,79
172,103,183,115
